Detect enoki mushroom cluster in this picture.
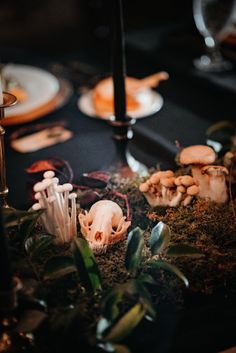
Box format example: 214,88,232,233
32,171,77,244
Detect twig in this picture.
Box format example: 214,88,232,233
109,190,132,221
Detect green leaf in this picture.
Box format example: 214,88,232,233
97,342,131,353
166,244,204,258
101,288,123,321
133,280,156,320
101,280,140,321
137,273,157,286
2,207,44,242
148,260,189,287
149,222,171,256
125,227,144,274
73,238,102,292
97,318,111,341
103,303,146,343
43,256,77,281
24,233,55,259
2,207,43,229
112,344,131,353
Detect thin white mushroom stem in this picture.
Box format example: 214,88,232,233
32,202,48,230
33,171,77,244
63,183,73,222
47,195,57,235
42,178,54,198
69,192,77,240
43,172,57,197
53,184,67,231
33,182,47,200
54,184,70,242
54,185,65,210
50,195,66,241
33,182,53,228
34,192,47,209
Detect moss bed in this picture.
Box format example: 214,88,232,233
7,171,236,353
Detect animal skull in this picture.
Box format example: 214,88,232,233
79,200,131,254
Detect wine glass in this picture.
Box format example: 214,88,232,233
193,0,236,72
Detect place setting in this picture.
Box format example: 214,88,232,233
0,63,73,126
77,71,168,120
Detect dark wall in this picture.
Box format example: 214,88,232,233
0,0,193,53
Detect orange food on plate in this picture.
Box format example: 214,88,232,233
92,76,141,117
9,86,28,103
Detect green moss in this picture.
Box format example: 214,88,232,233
7,173,236,352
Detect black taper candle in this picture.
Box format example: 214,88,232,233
0,207,13,292
111,0,127,122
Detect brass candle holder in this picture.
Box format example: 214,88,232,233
108,117,148,178
0,92,17,207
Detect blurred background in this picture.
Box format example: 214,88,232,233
0,0,194,54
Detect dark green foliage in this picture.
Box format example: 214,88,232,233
43,256,77,281
73,238,102,292
149,221,171,256
4,177,236,353
125,227,144,274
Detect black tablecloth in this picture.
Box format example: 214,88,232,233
1,24,236,352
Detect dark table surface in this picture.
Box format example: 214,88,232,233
1,23,236,353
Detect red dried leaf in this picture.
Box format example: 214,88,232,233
25,160,56,174
85,171,111,183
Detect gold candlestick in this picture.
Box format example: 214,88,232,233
0,92,17,207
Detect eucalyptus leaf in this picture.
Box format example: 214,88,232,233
112,344,131,353
103,303,146,343
43,256,77,281
101,288,123,321
73,238,102,292
24,234,55,259
166,244,204,258
97,342,131,353
148,260,189,287
2,207,43,229
125,227,144,274
97,342,115,352
149,222,171,256
137,273,157,286
97,318,111,341
101,280,141,321
133,280,156,320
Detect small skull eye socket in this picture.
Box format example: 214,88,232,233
111,225,118,234
88,221,92,231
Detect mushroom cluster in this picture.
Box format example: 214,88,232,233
140,145,229,207
179,145,229,203
139,171,199,207
32,171,77,245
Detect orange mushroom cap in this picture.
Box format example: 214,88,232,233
180,145,216,165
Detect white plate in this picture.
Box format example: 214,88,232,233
3,64,60,117
77,88,163,119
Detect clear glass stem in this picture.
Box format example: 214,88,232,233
205,37,223,62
